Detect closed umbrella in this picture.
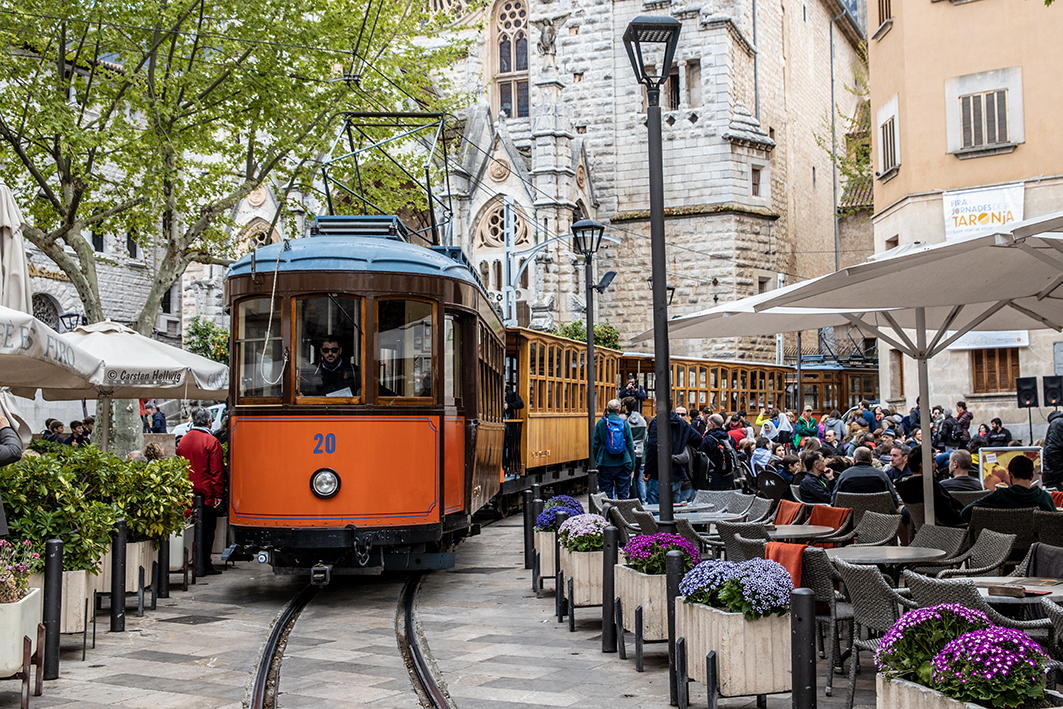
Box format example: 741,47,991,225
38,321,229,451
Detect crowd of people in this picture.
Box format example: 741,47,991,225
593,386,1057,533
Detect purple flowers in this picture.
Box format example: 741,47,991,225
558,514,608,552
535,495,586,532
622,533,701,575
877,604,1049,707
544,495,585,515
680,558,793,621
0,539,39,604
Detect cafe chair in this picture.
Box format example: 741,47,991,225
1039,598,1063,661
833,511,901,547
804,546,854,698
902,570,1053,646
968,506,1037,565
909,525,967,559
1008,542,1063,578
711,521,771,561
1035,510,1063,548
676,517,712,557
743,495,776,523
606,506,638,545
589,492,606,515
834,558,918,709
733,533,767,562
694,490,738,510
758,470,789,501
631,509,659,535
791,484,804,502
773,498,807,526
949,489,991,508
909,528,1015,579
833,492,898,526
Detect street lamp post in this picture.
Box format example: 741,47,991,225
623,15,681,532
572,218,607,483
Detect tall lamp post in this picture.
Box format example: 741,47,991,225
623,16,681,532
572,218,608,482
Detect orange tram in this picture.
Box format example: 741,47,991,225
224,214,791,576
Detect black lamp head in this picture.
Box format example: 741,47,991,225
623,16,682,90
571,218,607,257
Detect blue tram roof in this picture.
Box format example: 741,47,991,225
228,216,485,291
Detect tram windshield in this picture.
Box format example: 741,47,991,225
378,299,433,399
296,296,362,399
236,298,283,399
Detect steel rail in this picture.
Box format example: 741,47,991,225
401,573,452,709
250,584,318,709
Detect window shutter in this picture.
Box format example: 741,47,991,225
985,92,997,144
961,95,973,148
996,90,1008,143
972,94,984,147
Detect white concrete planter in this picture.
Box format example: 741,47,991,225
212,516,229,555
169,524,194,572
675,598,792,697
876,675,1063,709
125,540,155,589
534,530,556,577
0,587,43,677
559,548,603,607
28,569,88,634
615,564,668,641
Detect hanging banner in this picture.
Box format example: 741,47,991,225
945,330,1029,351
942,184,1024,241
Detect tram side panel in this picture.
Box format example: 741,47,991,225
229,415,442,530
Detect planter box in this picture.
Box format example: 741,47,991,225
876,675,1063,709
125,540,155,589
28,570,88,634
559,548,603,607
534,530,556,577
169,524,194,572
615,564,668,641
675,598,791,697
0,587,43,677
212,516,229,555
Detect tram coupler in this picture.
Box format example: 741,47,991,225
310,563,332,586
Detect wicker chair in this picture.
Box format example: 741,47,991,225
949,489,992,508
632,509,659,535
804,547,854,697
910,525,967,558
905,503,925,534
968,506,1038,565
807,506,854,546
902,570,1053,645
712,521,771,561
676,517,710,557
773,499,807,525
1040,598,1063,660
744,496,776,523
1036,510,1063,547
832,511,901,547
603,498,644,519
908,528,1015,579
589,492,606,515
834,558,918,709
833,492,898,526
1008,542,1063,577
694,490,737,510
791,484,804,502
733,533,767,561
606,506,637,545
728,493,757,515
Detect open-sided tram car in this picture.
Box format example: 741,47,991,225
225,215,504,576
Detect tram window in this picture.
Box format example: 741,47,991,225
378,299,434,398
444,315,461,400
236,298,283,399
295,296,362,399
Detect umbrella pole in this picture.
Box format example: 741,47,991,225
916,308,935,528
100,397,110,453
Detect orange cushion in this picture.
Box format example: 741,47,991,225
775,499,804,526
766,541,804,587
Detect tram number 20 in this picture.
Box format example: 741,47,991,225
313,433,336,454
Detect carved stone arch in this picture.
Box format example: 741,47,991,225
239,217,282,250
472,196,531,250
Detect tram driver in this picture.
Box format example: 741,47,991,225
305,338,360,397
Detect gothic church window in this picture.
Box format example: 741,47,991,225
494,1,529,119
474,200,530,249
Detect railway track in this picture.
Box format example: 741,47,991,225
248,573,452,709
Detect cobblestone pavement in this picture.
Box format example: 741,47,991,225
0,508,877,709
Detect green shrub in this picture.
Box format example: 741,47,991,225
112,458,194,541
0,454,116,572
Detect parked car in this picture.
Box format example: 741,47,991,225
171,403,227,439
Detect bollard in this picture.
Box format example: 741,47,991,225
602,525,618,653
43,539,63,680
136,566,145,617
666,549,684,707
193,495,207,579
554,508,569,623
531,483,541,501
676,637,689,709
522,489,534,570
588,469,598,495
791,588,817,709
157,535,170,599
110,519,127,632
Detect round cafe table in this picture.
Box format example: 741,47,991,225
826,546,947,583
766,524,834,541
670,511,746,526
644,502,715,515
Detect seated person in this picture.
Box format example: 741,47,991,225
939,449,983,492
302,339,360,396
961,455,1055,522
831,446,903,507
894,445,965,527
798,450,835,504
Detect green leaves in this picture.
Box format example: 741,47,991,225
184,316,228,363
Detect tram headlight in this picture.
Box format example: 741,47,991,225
310,468,341,499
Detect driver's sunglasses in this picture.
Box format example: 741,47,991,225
321,347,340,353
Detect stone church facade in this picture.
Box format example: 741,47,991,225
435,0,866,359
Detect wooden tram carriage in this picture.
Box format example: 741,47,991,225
501,328,792,488
225,215,505,574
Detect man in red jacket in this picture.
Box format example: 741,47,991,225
177,407,224,574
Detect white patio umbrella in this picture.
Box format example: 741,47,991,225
746,210,1063,525
38,321,229,451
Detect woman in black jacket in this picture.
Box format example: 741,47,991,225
0,413,24,536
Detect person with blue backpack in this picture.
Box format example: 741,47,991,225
592,398,637,499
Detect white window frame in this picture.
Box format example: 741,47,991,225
876,94,900,182
944,66,1023,159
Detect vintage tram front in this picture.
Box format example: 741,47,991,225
225,216,504,577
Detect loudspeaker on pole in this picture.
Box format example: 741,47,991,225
1044,376,1063,407
1016,376,1038,409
